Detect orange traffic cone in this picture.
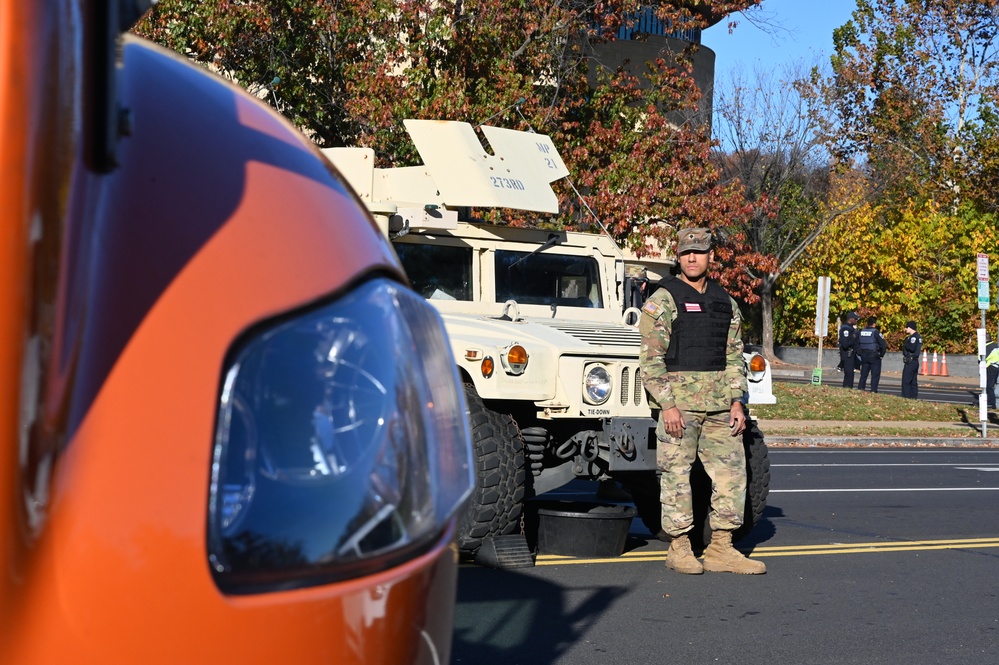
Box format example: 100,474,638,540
930,350,939,376
920,349,928,375
940,351,949,376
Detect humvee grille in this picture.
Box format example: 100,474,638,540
540,322,643,347
619,364,645,406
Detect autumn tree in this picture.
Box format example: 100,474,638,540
777,0,999,353
710,62,836,356
814,0,999,210
134,0,769,303
777,182,997,354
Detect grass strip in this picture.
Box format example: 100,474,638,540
751,383,974,422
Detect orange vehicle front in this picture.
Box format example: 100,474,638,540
0,1,473,662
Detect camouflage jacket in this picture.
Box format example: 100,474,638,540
638,281,747,413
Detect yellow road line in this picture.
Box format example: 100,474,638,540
531,537,999,566
749,536,999,551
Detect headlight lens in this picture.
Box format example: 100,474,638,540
583,364,612,405
207,278,473,593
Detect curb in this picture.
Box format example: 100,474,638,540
772,369,809,379
768,436,999,448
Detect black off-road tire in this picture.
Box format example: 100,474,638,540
739,418,771,536
621,418,770,550
457,384,526,557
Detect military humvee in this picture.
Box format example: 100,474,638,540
323,120,772,556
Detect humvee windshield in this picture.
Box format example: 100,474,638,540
396,243,603,308
395,244,473,301
495,250,603,308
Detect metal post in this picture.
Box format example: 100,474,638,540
817,335,824,373
813,276,831,386
977,254,990,438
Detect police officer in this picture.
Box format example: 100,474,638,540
639,227,765,575
839,312,860,388
901,320,922,399
857,315,887,392
986,334,998,410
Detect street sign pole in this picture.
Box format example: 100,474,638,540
813,276,831,386
977,254,990,438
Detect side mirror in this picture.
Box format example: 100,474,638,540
83,0,155,172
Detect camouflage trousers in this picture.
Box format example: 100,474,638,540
656,409,746,537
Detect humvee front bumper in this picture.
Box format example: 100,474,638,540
529,416,658,496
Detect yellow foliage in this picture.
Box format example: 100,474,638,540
777,178,998,353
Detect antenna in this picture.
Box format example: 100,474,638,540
510,108,622,257
476,98,527,128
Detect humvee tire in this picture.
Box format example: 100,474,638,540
457,384,527,556
739,419,771,536
620,418,770,549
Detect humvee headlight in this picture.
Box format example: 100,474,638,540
583,364,612,405
501,344,528,375
746,352,767,382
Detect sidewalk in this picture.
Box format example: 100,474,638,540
759,420,999,447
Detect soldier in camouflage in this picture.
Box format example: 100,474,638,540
639,228,766,575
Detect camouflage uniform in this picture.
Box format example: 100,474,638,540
638,284,748,537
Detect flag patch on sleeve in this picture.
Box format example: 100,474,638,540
684,303,702,312
642,300,664,317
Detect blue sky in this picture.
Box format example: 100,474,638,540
703,0,859,83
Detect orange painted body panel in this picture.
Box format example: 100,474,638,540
0,2,460,662
0,0,58,618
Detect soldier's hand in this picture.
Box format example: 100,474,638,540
662,407,685,439
729,402,746,436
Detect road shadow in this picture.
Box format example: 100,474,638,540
738,504,782,550
452,566,628,665
621,507,778,555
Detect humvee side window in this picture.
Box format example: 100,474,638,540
495,250,603,307
395,244,472,301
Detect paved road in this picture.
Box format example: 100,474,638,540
452,448,999,665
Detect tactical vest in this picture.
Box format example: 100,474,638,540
838,324,854,348
659,278,732,372
858,327,879,352
902,332,921,358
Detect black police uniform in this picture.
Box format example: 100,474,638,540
857,323,887,392
839,321,859,388
901,328,923,399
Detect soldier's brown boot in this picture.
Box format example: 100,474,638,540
664,534,703,574
702,530,766,574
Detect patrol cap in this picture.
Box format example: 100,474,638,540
676,228,712,253
846,311,859,322
905,320,917,331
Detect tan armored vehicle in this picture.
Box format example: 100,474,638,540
324,120,773,557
